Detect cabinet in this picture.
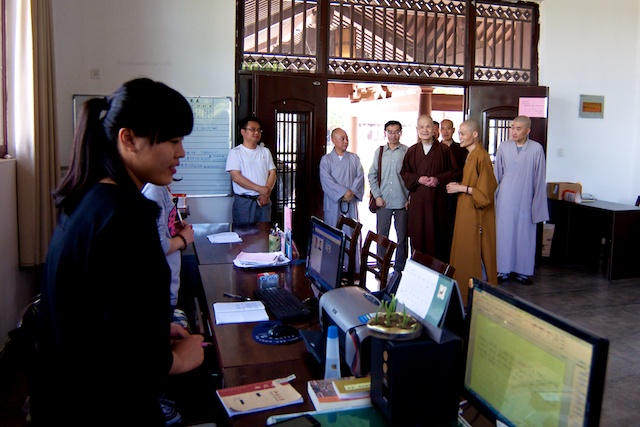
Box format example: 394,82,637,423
547,199,640,280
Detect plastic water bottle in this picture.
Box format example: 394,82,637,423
324,325,341,379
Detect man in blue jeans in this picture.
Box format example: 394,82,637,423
368,120,409,271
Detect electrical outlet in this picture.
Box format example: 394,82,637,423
90,68,101,79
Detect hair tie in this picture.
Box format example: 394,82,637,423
98,97,109,120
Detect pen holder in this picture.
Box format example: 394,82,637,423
268,234,280,253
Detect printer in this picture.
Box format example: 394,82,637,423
319,286,381,377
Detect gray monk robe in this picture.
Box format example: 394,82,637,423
400,141,461,262
320,149,365,275
319,149,365,228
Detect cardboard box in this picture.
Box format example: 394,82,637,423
541,223,555,257
546,182,582,202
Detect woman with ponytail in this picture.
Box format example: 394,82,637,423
32,78,204,426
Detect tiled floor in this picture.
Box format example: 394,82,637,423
1,258,637,426
502,258,640,426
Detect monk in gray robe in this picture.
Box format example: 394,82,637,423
320,128,364,277
494,116,549,285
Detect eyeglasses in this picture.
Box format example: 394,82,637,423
386,130,402,135
244,127,263,133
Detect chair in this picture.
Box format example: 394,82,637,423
358,230,397,292
410,249,456,278
336,215,363,286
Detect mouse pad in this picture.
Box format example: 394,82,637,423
252,320,303,345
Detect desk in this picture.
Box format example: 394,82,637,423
548,199,640,279
192,223,483,426
192,222,270,265
199,262,316,369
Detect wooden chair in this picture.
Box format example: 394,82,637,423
358,230,397,292
410,249,456,278
336,215,363,286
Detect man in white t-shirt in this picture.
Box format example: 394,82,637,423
225,116,276,225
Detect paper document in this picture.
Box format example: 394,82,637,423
213,301,269,324
233,251,290,268
207,231,243,244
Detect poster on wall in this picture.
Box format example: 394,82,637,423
518,97,548,118
578,95,604,119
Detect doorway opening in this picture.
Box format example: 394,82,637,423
327,82,464,247
326,83,465,244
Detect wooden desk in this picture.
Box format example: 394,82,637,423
192,222,270,265
548,199,640,279
197,260,322,426
193,224,487,426
198,262,317,370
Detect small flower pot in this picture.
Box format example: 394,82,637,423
366,312,422,340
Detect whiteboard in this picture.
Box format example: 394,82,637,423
72,95,233,196
170,96,233,196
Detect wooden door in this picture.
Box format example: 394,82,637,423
467,85,549,159
247,74,328,256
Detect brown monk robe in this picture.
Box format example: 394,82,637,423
447,119,498,306
400,114,461,263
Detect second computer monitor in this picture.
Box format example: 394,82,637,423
464,278,609,427
305,216,346,295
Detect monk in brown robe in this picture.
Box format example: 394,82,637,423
400,114,461,263
446,119,498,306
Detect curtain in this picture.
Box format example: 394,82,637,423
9,0,57,267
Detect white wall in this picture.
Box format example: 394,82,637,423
539,0,640,204
51,0,236,223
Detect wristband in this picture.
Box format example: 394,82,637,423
177,234,188,251
466,186,470,194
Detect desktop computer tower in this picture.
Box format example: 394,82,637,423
370,330,464,426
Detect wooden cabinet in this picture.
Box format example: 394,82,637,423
547,199,640,280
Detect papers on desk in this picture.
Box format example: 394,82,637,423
213,301,269,324
207,231,243,244
233,251,290,268
216,374,303,417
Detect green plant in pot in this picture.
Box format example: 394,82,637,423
366,294,422,340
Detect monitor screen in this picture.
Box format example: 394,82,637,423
305,216,346,294
464,278,609,427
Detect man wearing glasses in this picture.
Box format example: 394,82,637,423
368,120,409,272
226,116,276,225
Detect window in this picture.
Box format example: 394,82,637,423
240,0,539,85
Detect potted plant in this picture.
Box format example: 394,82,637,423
366,295,422,340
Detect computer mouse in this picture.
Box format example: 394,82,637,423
267,324,299,339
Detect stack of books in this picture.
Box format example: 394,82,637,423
306,376,371,411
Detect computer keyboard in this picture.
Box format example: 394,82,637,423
254,287,312,321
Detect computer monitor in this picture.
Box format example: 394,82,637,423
464,278,609,427
305,216,346,295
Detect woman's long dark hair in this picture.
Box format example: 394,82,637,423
53,78,193,210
